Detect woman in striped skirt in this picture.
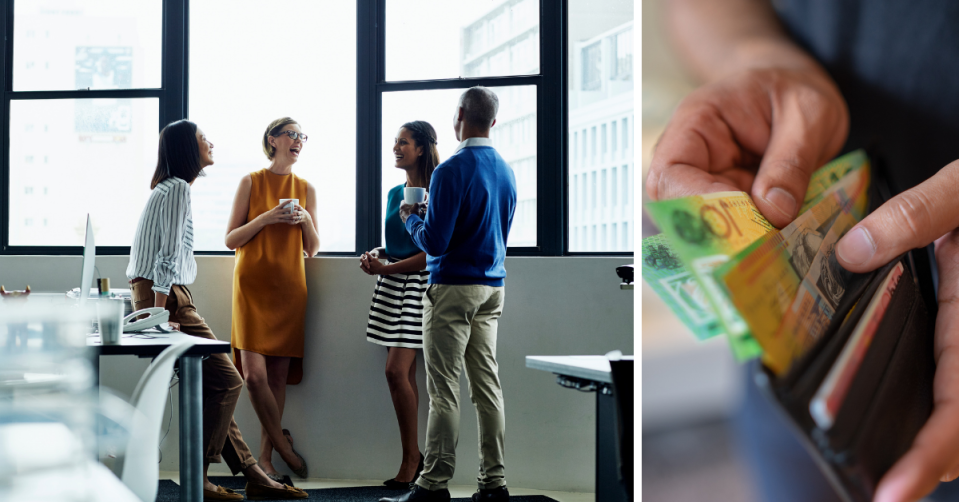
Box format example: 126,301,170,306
360,121,439,489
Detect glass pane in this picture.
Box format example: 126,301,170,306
188,1,357,252
386,0,539,81
568,0,634,252
13,0,162,91
381,86,536,248
8,99,160,246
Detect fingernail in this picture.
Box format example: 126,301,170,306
764,187,797,219
837,226,876,266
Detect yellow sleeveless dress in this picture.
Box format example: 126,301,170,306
231,169,308,384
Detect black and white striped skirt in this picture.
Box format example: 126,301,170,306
366,263,429,349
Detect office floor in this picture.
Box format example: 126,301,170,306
158,472,594,502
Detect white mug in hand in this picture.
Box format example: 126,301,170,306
279,198,299,214
404,187,426,205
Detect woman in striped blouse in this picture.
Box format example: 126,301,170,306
359,121,439,489
126,120,307,501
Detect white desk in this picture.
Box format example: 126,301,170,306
527,355,633,502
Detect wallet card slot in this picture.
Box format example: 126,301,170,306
823,264,919,447
820,277,933,499
773,258,906,424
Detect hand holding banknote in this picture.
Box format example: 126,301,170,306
645,66,849,228
835,161,959,502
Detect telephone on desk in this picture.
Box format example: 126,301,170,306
123,307,172,333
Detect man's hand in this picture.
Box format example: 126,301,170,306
399,202,427,224
834,161,959,502
645,67,848,228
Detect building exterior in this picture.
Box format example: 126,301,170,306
461,0,539,247
461,1,633,251
569,21,634,252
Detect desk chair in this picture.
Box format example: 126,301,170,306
113,340,195,502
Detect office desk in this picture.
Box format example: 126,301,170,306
527,355,632,502
89,331,231,502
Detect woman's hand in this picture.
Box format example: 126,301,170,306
292,204,312,227
832,161,959,502
359,251,387,276
256,203,298,226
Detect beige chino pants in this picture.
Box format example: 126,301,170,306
416,284,507,492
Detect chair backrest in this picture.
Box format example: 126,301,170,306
118,340,195,502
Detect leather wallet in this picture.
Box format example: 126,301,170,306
754,161,939,502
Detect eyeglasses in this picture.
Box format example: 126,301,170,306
273,130,308,142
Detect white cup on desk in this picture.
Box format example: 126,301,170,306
96,299,125,345
404,187,427,205
279,198,299,214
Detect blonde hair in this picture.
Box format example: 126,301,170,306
262,117,299,159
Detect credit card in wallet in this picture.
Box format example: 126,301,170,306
809,262,905,429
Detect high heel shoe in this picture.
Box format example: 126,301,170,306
383,452,424,489
280,429,308,479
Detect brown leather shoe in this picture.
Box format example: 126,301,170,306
203,485,244,501
245,482,309,500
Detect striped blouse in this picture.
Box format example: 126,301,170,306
125,177,197,295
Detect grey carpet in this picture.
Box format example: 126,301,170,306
156,478,559,502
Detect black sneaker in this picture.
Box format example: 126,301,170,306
379,485,452,502
471,486,510,501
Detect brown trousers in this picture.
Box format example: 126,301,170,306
131,280,257,474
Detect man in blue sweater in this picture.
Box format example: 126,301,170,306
380,87,516,502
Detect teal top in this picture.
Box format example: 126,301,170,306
385,183,422,260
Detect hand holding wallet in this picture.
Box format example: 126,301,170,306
755,161,942,502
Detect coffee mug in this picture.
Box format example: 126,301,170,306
279,198,299,214
404,187,427,205
96,299,125,345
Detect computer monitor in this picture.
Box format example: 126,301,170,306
78,214,95,307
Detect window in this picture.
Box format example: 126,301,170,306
601,169,607,207
612,120,618,153
368,0,547,254
386,0,539,81
602,123,607,157
568,1,634,252
188,1,357,252
13,1,162,91
9,98,160,246
4,0,169,251
582,42,602,91
2,1,622,257
611,167,618,206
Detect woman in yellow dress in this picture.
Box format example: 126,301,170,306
225,117,320,482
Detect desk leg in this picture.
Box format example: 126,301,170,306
597,390,628,502
179,355,203,502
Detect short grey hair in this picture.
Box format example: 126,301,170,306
458,86,499,128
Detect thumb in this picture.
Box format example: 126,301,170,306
750,112,835,228
836,161,959,272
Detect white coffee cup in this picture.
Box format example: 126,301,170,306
404,187,426,205
279,198,299,214
96,299,125,345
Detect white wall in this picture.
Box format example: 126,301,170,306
0,255,633,492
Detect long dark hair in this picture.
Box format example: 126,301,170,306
400,120,440,190
150,120,203,189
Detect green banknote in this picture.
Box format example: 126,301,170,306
641,234,724,340
645,192,773,360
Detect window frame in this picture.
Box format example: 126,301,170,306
0,0,633,257
0,0,187,255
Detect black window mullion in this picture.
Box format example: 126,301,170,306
538,0,565,256
378,75,541,92
1,0,11,253
356,0,380,255
161,0,188,127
